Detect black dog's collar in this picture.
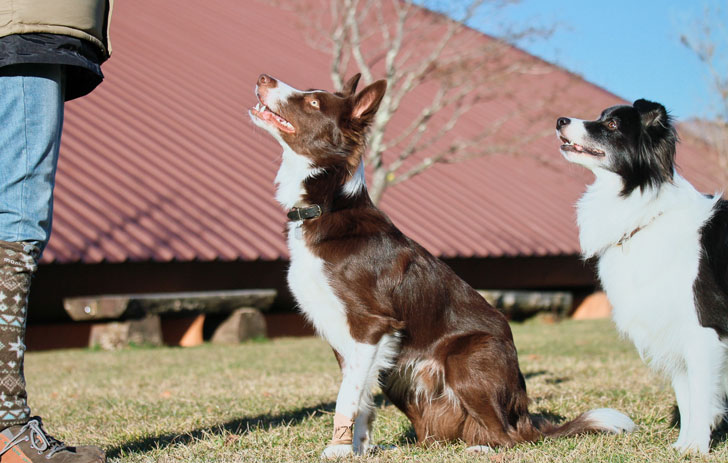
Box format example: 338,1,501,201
287,204,322,221
614,212,664,249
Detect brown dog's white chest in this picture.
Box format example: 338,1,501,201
286,222,354,355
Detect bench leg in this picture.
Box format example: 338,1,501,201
89,314,162,350
211,308,267,344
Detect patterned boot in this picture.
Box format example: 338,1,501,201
0,241,36,426
0,241,105,462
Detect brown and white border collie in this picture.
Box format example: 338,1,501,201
249,73,634,458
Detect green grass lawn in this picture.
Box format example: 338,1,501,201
24,318,727,462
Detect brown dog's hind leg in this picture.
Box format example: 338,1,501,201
441,333,539,448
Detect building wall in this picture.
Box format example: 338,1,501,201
28,256,597,324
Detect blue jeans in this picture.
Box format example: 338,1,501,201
0,64,66,255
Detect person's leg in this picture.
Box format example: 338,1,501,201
0,63,65,428
0,63,65,251
0,64,103,462
0,241,38,425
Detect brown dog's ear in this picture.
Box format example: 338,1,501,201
351,80,387,124
342,73,361,96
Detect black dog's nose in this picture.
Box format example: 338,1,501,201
556,117,571,129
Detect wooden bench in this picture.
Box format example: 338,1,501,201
479,290,573,320
63,289,276,349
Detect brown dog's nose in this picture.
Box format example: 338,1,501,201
258,74,276,88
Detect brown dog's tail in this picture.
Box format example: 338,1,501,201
534,408,636,439
462,407,635,451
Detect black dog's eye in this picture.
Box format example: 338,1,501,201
606,119,618,131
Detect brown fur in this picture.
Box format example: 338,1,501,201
254,73,623,448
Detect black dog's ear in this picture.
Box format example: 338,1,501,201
633,99,669,128
618,98,677,196
341,73,362,97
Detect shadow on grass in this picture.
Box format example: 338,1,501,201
106,393,576,457
523,370,572,385
523,370,548,380
106,400,337,458
107,393,410,458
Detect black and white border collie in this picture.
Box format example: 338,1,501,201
558,99,728,454
250,73,634,458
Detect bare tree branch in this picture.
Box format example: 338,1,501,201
280,0,559,204
345,0,375,83
328,0,348,90
680,4,728,185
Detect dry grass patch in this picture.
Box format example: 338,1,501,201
22,318,728,462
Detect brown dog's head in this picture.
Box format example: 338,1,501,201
250,73,387,170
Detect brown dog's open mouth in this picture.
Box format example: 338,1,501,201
251,102,295,134
559,136,605,157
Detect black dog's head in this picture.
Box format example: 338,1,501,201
556,99,678,196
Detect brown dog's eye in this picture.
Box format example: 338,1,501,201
309,99,320,109
606,119,618,130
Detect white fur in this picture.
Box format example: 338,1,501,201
249,76,323,146
264,79,322,101
342,161,366,197
318,331,400,457
286,218,352,352
465,445,493,453
387,358,458,406
287,219,365,459
265,79,299,101
558,119,605,170
352,407,374,455
254,78,322,114
273,145,322,209
320,444,353,459
267,122,400,457
558,118,590,144
349,334,400,455
335,336,398,419
583,408,636,434
252,76,367,201
284,177,394,457
576,167,725,454
335,341,378,422
273,143,351,353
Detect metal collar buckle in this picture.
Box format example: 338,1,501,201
287,204,322,221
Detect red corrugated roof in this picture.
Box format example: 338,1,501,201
43,0,723,264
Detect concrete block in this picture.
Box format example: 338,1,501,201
89,315,162,350
211,308,267,344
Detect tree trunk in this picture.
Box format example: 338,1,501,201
368,168,388,206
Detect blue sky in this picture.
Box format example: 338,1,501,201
424,0,727,121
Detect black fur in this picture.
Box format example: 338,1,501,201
584,99,678,196
694,199,728,339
